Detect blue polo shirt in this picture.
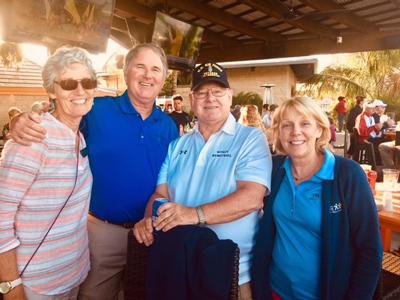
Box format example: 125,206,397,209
81,91,179,222
270,149,335,299
157,114,272,284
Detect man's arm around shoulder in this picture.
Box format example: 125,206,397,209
10,112,46,146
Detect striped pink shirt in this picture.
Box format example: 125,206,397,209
0,113,92,295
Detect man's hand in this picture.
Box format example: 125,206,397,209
133,217,154,246
374,123,383,131
387,119,396,126
153,202,198,232
10,112,46,146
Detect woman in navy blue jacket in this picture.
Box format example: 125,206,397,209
251,97,383,300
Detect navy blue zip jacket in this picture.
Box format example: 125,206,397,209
251,155,383,300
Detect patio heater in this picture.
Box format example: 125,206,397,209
261,83,276,105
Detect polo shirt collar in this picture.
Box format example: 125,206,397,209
282,148,335,181
120,90,164,120
192,113,236,136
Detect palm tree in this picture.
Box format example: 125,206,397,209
301,50,400,106
171,70,178,95
0,41,23,67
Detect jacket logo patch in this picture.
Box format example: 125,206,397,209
330,202,342,213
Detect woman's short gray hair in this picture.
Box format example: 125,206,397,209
123,43,168,79
42,46,96,93
269,96,332,155
31,101,44,114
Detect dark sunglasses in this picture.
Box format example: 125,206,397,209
54,78,97,90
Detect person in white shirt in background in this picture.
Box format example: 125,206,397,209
261,104,270,128
374,99,397,165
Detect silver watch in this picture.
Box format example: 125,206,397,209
0,278,22,294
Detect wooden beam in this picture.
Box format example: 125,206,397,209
298,0,377,34
110,30,134,49
155,0,286,42
237,0,340,39
111,15,128,34
114,0,154,24
198,31,400,62
388,0,400,9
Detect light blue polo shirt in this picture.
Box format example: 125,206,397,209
270,149,335,299
157,114,272,284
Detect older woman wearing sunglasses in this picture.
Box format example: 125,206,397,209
0,47,95,299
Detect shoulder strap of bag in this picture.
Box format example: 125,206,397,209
20,139,80,276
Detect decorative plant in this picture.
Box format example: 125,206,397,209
0,41,23,67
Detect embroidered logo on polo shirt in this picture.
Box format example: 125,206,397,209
309,193,321,201
212,150,231,157
180,150,188,155
330,202,342,213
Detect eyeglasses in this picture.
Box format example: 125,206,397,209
54,78,97,91
192,87,229,99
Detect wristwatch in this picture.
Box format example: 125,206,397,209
195,206,206,227
0,278,22,294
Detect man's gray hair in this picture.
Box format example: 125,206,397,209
124,43,168,79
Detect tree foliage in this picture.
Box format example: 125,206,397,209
232,92,263,114
0,42,23,67
300,50,400,120
177,70,192,86
162,70,193,96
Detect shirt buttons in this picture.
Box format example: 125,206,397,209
141,135,144,139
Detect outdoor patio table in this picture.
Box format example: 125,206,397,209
384,131,396,141
375,189,400,252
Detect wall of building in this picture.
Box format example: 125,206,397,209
225,65,296,105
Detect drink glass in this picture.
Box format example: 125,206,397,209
382,169,400,190
360,164,372,174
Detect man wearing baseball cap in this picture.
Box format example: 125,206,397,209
354,100,383,145
134,60,272,299
372,99,395,127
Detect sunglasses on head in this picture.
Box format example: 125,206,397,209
54,78,97,91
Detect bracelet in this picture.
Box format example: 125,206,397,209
195,206,206,227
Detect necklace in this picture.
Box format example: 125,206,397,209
291,157,322,182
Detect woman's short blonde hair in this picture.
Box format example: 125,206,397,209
269,96,332,155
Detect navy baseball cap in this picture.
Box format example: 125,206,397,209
191,60,230,91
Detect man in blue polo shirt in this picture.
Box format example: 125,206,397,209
9,44,179,300
134,60,272,299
